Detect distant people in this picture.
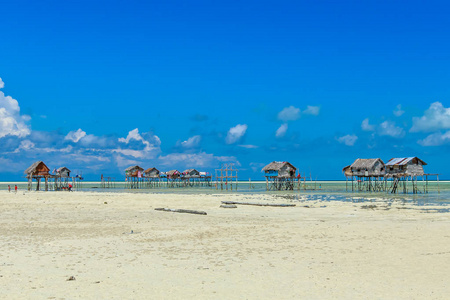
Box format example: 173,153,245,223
8,185,10,192
68,184,73,191
14,185,17,193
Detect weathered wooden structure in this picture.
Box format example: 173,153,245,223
348,158,386,192
25,161,52,191
262,161,297,190
215,163,238,190
101,174,116,188
385,157,430,194
166,170,182,187
125,165,144,189
54,167,71,190
344,157,438,194
144,167,161,187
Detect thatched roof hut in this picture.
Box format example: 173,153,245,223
182,169,200,178
144,167,160,178
350,158,385,177
56,167,71,178
24,161,50,178
386,157,427,176
262,161,296,178
125,165,144,177
166,170,180,179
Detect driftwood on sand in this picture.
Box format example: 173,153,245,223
221,201,296,207
154,208,207,215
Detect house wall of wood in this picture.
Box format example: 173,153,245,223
387,162,424,176
351,160,385,177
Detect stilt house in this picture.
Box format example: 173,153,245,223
166,170,181,179
125,165,144,177
24,161,52,191
262,161,297,178
144,167,160,178
56,167,71,178
350,158,385,177
385,157,427,176
262,161,297,190
182,169,200,178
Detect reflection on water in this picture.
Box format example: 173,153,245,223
1,181,449,210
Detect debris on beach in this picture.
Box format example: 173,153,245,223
155,208,207,215
221,201,295,207
67,276,76,281
220,204,237,208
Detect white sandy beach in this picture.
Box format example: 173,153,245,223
0,190,449,299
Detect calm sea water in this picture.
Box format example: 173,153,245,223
2,181,450,209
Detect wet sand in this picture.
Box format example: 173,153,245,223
0,191,449,299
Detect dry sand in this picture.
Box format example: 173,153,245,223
0,190,449,299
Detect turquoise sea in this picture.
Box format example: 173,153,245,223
2,180,450,210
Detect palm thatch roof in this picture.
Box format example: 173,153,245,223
24,161,50,175
144,167,159,174
350,158,384,170
166,170,180,176
125,165,144,172
262,161,296,172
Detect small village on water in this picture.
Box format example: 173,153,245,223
23,156,440,194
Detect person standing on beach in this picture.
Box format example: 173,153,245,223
14,185,17,193
8,185,10,192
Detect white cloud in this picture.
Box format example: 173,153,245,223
226,124,247,144
393,104,405,117
14,140,35,152
116,128,161,159
361,118,375,131
181,135,201,149
278,106,300,122
0,78,31,138
338,134,358,146
379,121,405,138
411,102,450,132
303,105,320,116
65,128,87,143
276,123,288,138
418,131,450,146
238,144,258,149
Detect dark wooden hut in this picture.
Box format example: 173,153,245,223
24,161,52,191
144,167,160,178
262,161,297,190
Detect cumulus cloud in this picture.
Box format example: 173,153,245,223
393,104,405,117
14,140,35,152
379,121,405,138
303,105,320,116
226,124,247,144
361,118,375,131
418,131,450,146
276,123,288,138
116,128,161,158
181,135,201,149
337,134,358,146
0,77,31,138
278,106,300,122
65,128,87,143
411,102,450,132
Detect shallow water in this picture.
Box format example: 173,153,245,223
2,181,449,209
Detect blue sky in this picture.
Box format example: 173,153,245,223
1,0,449,180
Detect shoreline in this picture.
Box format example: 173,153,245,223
1,191,450,299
